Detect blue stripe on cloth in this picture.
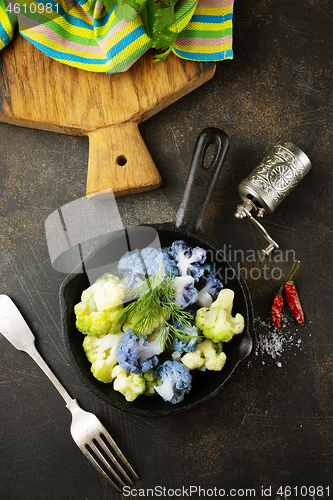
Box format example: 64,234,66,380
189,12,232,23
173,47,233,60
91,12,113,29
104,25,147,59
54,4,95,30
0,33,11,46
0,24,10,45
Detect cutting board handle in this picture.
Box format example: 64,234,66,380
86,122,162,198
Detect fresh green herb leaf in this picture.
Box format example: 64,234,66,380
103,0,145,22
153,46,174,62
152,0,179,60
151,30,177,50
102,0,114,12
114,264,196,348
101,0,180,61
154,2,176,33
113,0,141,22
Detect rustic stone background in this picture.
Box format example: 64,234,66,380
1,0,333,498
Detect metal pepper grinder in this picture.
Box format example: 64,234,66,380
234,141,312,256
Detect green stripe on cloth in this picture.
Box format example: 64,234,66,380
177,27,232,39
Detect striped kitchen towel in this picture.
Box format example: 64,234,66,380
0,0,233,73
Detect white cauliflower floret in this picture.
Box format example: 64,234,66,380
74,274,126,335
83,332,124,383
181,339,227,371
111,365,146,402
196,288,245,343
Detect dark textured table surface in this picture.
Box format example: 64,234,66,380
1,1,333,499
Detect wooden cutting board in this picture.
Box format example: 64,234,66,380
0,33,216,198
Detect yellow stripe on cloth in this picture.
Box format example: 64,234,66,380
186,19,232,32
194,4,233,15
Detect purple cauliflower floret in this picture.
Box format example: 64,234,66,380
126,272,145,289
196,268,223,308
162,248,179,277
118,247,178,288
116,329,163,374
172,310,199,355
140,247,178,277
172,324,200,354
171,276,198,309
140,247,163,276
154,360,192,404
169,240,206,279
117,249,146,280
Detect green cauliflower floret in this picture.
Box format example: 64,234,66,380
143,369,162,396
181,339,227,371
196,288,245,343
83,332,123,383
74,273,126,335
111,365,146,402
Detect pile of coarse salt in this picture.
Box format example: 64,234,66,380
254,316,304,367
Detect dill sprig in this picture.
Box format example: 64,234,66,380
115,264,195,348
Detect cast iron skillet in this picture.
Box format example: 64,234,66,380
60,128,255,417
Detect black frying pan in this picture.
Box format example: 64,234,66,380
59,128,255,417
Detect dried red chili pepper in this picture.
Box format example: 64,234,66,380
271,261,299,329
271,293,284,329
285,263,304,326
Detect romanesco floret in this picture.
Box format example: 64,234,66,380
74,273,126,335
181,339,227,371
154,360,192,404
196,288,245,343
116,329,163,374
83,332,124,383
169,240,206,279
111,365,146,401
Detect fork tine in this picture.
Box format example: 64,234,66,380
89,440,128,488
99,430,139,480
96,434,134,484
79,444,122,492
67,401,139,490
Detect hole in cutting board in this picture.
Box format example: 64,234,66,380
116,155,127,166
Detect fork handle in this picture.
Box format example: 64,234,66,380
25,341,75,407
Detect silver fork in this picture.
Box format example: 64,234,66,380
0,294,139,492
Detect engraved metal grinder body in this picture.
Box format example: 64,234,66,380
235,142,312,256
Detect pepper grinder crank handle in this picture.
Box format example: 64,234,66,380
234,141,312,256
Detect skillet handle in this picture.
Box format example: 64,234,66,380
175,127,229,233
